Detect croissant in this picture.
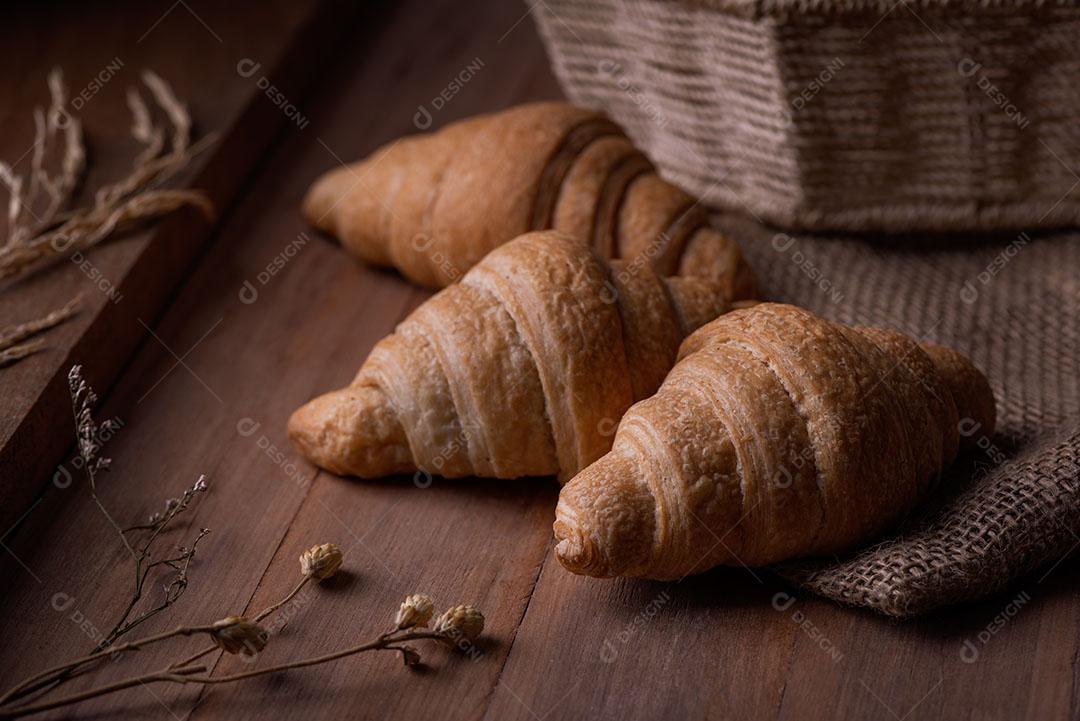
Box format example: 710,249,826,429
554,303,997,579
302,101,757,300
288,231,746,482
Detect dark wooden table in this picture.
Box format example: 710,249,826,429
1,1,1077,720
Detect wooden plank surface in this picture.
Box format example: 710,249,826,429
0,0,357,533
1,2,1078,721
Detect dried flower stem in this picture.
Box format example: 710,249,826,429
102,525,210,645
0,628,449,719
179,628,446,683
68,369,138,565
0,530,212,707
168,646,216,673
0,625,218,706
253,577,312,623
167,575,313,672
68,371,210,651
0,367,487,719
4,367,211,703
0,666,208,720
0,69,214,284
4,556,309,707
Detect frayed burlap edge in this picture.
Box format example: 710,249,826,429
774,425,1080,617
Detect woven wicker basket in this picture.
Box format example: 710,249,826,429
533,0,1080,233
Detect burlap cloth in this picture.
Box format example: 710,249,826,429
532,0,1080,617
708,214,1080,616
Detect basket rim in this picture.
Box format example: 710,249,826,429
662,0,1080,19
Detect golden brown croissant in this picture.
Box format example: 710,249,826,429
288,231,746,482
554,303,997,579
302,101,757,300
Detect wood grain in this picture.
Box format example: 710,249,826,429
0,0,562,719
0,0,357,533
0,2,1077,721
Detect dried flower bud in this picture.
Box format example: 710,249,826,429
433,605,484,643
210,616,268,656
400,645,421,667
300,543,343,580
395,594,434,629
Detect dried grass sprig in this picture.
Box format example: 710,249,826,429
0,68,214,284
0,339,46,368
0,295,81,367
0,69,86,246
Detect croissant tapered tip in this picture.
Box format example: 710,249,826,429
554,453,656,578
288,385,414,478
920,342,997,449
554,508,604,577
302,166,353,232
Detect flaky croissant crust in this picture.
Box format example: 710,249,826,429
555,303,997,579
302,101,757,300
288,231,743,483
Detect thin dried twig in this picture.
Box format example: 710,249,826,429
2,70,86,246
67,366,137,563
35,68,86,234
65,367,211,650
3,564,311,709
0,367,212,702
126,87,164,167
142,70,190,156
0,295,81,352
0,366,206,704
0,596,485,719
166,575,315,673
0,339,45,367
0,68,214,283
0,631,433,719
0,623,219,707
0,163,24,237
0,366,488,719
